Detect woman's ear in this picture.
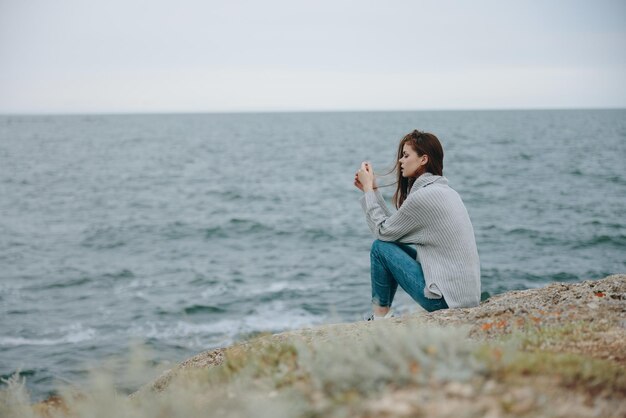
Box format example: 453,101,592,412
420,154,429,167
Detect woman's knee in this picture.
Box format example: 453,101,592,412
371,240,401,264
370,239,388,259
370,239,392,253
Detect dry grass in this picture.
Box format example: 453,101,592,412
2,320,625,418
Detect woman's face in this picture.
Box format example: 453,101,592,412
399,143,427,178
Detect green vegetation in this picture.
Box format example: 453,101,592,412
1,320,624,418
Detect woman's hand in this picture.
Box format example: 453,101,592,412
353,172,364,191
356,161,376,193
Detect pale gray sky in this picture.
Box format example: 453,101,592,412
1,0,624,114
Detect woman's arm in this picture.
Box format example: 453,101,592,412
354,165,391,217
357,161,414,239
373,189,392,217
360,191,421,241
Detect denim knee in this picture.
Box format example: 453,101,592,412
370,239,387,256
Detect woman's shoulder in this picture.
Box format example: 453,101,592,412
406,177,459,204
409,175,449,195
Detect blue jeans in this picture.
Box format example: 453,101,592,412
370,240,448,312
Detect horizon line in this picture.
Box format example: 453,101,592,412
1,105,625,117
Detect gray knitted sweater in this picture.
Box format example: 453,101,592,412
359,173,481,308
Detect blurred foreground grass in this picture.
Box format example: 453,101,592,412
2,319,625,418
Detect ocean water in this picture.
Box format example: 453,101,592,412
1,110,625,400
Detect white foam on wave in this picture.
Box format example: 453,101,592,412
198,279,315,300
138,320,239,340
113,278,159,294
0,324,96,347
265,280,324,293
128,320,241,350
265,281,295,293
242,300,322,331
128,300,324,349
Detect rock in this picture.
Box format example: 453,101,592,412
444,381,474,398
133,274,626,397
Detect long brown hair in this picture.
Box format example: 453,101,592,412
391,130,444,208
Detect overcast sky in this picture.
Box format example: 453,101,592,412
1,0,624,114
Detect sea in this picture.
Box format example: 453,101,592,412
1,109,625,401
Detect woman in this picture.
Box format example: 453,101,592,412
354,130,480,319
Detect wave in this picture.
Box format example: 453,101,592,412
26,277,92,291
203,220,337,242
572,234,626,249
546,272,580,282
503,227,568,246
605,175,626,186
133,305,322,347
0,327,96,347
81,218,339,245
187,276,219,286
203,218,275,238
302,227,335,241
0,369,37,381
138,320,235,340
6,309,29,315
102,269,135,280
81,222,202,248
203,226,229,239
80,226,129,249
480,268,578,293
205,190,244,201
183,304,226,315
161,221,200,240
506,227,539,237
81,223,188,248
229,218,275,233
23,270,135,291
583,220,624,229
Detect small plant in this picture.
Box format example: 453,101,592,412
2,320,624,417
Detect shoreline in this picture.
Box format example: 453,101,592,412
23,273,626,417
135,274,626,396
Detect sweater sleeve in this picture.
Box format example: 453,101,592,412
373,188,392,217
359,190,422,242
